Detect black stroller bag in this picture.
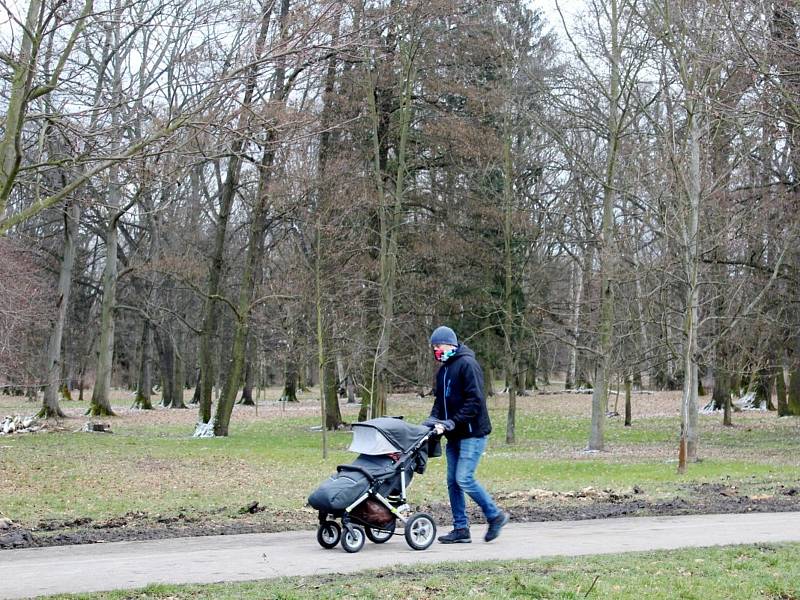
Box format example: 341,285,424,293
308,454,397,513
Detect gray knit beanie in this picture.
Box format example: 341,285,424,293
429,326,458,346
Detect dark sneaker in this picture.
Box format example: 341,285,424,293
438,528,471,544
484,512,509,542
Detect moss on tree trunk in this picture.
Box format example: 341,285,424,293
133,391,153,410
86,403,114,417
37,404,66,419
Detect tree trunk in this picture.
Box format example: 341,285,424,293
576,233,595,391
776,359,789,416
197,2,274,427
502,127,518,444
751,368,773,411
336,354,347,399
624,375,632,427
714,365,731,426
363,31,416,419
172,330,187,409
566,258,582,389
505,354,516,445
317,269,342,433
190,374,201,405
588,0,623,452
787,360,800,415
154,330,175,408
0,0,92,209
515,368,527,397
297,363,309,392
280,361,298,403
323,360,341,429
632,249,649,388
313,31,341,443
213,0,288,435
88,214,118,417
213,160,273,434
0,0,44,205
133,319,153,410
314,190,343,436
306,358,318,389
711,245,731,423
335,354,356,404
88,12,125,418
316,244,328,455
540,349,551,387
239,359,255,405
687,362,699,460
40,201,79,419
730,371,742,397
358,375,371,422
680,105,702,466
527,360,538,391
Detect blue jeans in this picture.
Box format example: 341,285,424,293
445,436,500,529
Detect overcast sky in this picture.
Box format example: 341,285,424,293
534,0,582,34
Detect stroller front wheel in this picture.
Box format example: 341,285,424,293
404,512,436,550
316,521,341,549
341,524,366,553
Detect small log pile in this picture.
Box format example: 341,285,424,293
0,415,41,435
701,391,766,414
536,388,655,396
82,421,112,433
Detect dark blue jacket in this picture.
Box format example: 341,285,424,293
430,344,492,439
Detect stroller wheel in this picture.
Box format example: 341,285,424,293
365,520,396,544
316,521,341,549
404,512,436,551
341,525,366,553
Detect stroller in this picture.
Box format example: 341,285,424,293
308,417,440,553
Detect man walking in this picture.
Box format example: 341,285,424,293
426,325,509,543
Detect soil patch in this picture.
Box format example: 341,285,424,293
3,482,798,551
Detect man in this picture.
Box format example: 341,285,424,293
426,325,509,543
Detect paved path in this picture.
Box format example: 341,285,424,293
3,512,800,599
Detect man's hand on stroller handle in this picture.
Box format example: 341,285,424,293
422,417,455,435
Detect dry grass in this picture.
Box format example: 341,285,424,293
2,384,799,533
2,385,798,463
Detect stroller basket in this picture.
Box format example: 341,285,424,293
350,498,393,527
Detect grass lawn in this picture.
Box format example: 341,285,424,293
1,386,799,527
45,543,800,599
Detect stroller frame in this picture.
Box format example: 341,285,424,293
315,426,438,552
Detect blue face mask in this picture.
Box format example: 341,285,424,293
433,347,457,363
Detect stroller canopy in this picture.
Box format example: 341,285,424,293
349,417,429,455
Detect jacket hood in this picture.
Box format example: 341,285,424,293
447,343,475,362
